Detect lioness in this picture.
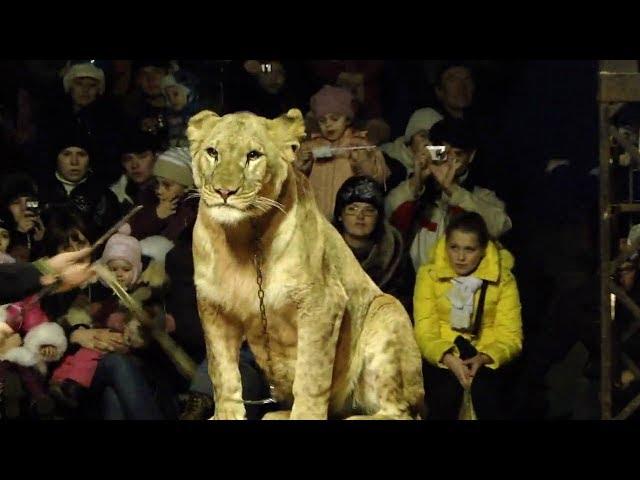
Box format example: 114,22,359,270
187,108,424,420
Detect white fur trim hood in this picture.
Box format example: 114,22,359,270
110,175,133,206
1,322,68,369
140,236,174,263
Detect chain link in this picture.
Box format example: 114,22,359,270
243,219,277,405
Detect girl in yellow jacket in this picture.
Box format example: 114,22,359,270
414,212,522,419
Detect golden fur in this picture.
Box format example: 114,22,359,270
187,108,424,420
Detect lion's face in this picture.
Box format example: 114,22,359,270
187,109,305,225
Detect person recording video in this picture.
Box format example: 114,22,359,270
0,172,46,262
385,116,512,272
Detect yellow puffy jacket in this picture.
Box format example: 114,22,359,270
413,237,523,369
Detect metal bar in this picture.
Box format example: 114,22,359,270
599,72,640,102
614,203,640,213
614,391,640,420
599,72,614,419
609,281,640,325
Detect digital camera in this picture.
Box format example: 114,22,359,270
25,199,40,215
426,145,448,164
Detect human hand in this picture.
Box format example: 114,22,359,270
428,158,460,195
42,248,95,293
70,328,127,353
156,198,178,219
32,216,45,241
442,352,472,389
164,313,176,333
106,311,127,332
124,320,145,349
39,345,59,362
0,333,22,353
462,353,493,379
294,144,314,174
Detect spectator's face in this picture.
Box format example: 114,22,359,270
155,176,186,202
138,66,168,97
0,227,9,253
164,85,188,111
341,202,378,238
8,196,29,223
58,229,90,254
256,61,286,94
436,66,475,112
70,77,100,108
57,146,90,182
108,259,135,288
122,151,156,184
619,262,637,292
446,230,484,276
443,142,475,176
318,113,350,141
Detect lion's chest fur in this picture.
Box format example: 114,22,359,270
192,214,300,344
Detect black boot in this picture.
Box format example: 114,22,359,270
2,371,25,419
179,392,214,420
30,395,56,420
50,380,88,409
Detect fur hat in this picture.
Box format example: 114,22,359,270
310,85,355,120
160,70,198,103
334,176,385,217
63,62,105,95
153,147,193,187
49,128,96,166
404,108,444,142
101,224,143,283
333,176,385,241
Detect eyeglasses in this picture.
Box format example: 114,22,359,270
343,205,378,217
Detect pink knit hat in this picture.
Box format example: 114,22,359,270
100,224,142,283
310,85,355,120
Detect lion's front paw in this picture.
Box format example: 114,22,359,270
211,402,246,420
261,410,292,420
290,403,328,420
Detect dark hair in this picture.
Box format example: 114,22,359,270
434,61,474,87
43,210,93,257
119,128,161,158
0,172,38,208
445,211,490,248
429,118,478,151
333,176,385,242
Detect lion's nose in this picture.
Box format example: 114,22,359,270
215,188,238,202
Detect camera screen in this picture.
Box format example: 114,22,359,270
426,146,447,163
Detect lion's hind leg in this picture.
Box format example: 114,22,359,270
348,295,425,420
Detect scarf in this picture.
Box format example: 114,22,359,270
447,276,483,331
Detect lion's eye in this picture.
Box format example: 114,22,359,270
246,150,263,161
206,147,218,158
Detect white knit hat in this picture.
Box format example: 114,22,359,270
160,74,191,97
63,62,105,95
153,147,193,188
404,108,444,142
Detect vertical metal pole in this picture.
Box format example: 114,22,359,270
599,72,613,419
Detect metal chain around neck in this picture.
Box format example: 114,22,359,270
243,219,277,405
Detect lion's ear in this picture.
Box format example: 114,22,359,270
269,109,306,162
187,110,221,152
